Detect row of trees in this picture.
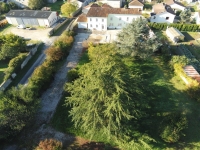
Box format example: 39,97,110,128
148,22,200,32
0,2,17,14
0,31,74,140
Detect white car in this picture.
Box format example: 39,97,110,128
17,24,26,29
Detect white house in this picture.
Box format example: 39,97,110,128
97,0,124,8
150,3,175,24
6,10,58,27
165,0,186,11
194,12,200,24
78,5,142,30
166,27,184,43
129,0,144,10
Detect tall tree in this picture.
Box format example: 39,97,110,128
116,18,161,59
61,2,77,17
65,44,141,139
28,0,45,10
180,9,191,23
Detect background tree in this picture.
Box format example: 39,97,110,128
180,9,191,23
28,0,46,10
61,2,77,17
66,44,142,139
0,2,9,13
116,18,161,59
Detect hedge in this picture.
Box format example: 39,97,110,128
148,22,200,32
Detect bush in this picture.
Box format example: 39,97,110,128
159,112,188,143
4,54,27,80
67,68,79,82
35,139,63,150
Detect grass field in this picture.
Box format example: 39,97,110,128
0,61,8,84
51,51,200,149
46,1,64,14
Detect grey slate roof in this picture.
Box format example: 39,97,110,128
6,10,54,18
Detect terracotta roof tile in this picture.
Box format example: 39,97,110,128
77,14,87,22
86,7,142,17
129,0,144,6
153,3,175,15
84,3,100,9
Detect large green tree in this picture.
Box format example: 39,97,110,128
28,0,46,10
0,34,26,60
180,9,191,23
116,18,161,59
65,44,142,139
61,2,77,17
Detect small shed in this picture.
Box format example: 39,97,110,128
77,14,87,29
183,65,200,83
166,27,184,43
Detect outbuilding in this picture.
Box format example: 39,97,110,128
166,27,184,43
77,14,88,29
6,10,58,27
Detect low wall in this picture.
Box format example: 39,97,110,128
48,19,69,36
0,79,12,91
21,45,39,69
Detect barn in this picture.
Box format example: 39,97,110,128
166,27,185,43
6,10,59,27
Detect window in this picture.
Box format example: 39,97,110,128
119,17,121,20
153,16,156,19
90,18,92,21
166,17,169,20
96,25,98,28
109,23,113,26
102,25,104,29
127,17,129,21
96,18,98,22
102,19,104,22
118,23,122,26
110,17,113,20
90,24,92,27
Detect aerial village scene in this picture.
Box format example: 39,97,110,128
1,0,200,149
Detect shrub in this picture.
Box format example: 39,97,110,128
67,68,79,82
35,139,63,150
45,46,64,62
4,53,27,80
159,112,188,143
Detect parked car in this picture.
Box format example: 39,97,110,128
17,24,26,29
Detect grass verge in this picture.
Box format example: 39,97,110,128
46,1,64,14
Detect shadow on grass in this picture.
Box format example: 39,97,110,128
182,32,195,41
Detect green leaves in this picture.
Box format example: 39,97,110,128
61,2,77,17
116,18,161,59
180,9,191,24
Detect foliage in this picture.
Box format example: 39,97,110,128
8,2,18,9
67,68,79,82
159,112,188,143
45,46,64,62
4,53,27,80
28,0,46,9
170,55,189,67
0,2,9,13
176,10,182,16
116,18,161,59
180,9,191,23
0,34,26,60
65,44,143,140
186,86,200,102
0,86,39,140
148,22,200,32
61,2,77,17
35,139,63,150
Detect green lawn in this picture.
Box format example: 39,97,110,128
46,1,64,14
0,61,8,84
51,52,200,149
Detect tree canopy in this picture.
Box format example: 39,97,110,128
0,34,26,60
180,9,191,23
28,0,46,10
61,2,77,17
65,44,143,139
116,18,161,59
